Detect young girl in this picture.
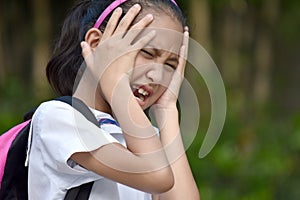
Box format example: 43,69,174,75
27,0,200,199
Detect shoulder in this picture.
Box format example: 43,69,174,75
33,99,84,124
35,99,73,115
30,99,86,139
31,99,118,150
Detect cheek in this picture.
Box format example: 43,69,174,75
131,55,150,79
152,86,167,99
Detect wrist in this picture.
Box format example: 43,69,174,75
151,103,178,113
150,105,178,128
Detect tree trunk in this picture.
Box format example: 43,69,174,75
31,0,52,99
0,1,8,87
0,16,4,86
253,0,279,107
189,0,211,52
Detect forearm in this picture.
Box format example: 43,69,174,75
154,107,200,200
72,75,175,191
107,75,169,156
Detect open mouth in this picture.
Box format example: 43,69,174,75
133,86,151,103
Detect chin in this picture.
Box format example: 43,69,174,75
141,103,150,110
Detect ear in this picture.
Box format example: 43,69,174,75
85,28,103,48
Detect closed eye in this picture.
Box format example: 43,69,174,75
165,63,176,70
166,58,178,70
141,49,154,59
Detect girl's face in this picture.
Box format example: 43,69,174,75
130,14,183,110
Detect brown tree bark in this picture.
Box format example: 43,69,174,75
189,0,211,52
0,1,7,87
253,0,279,107
31,0,52,99
0,19,4,86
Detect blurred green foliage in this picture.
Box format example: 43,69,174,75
0,78,36,132
189,113,300,199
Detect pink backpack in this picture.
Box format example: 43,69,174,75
0,96,95,200
0,119,31,199
0,121,30,187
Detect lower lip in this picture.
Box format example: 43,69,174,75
135,97,147,107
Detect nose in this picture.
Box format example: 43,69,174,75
145,63,164,84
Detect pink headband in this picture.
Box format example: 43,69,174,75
93,0,178,29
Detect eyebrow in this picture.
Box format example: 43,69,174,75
144,45,179,62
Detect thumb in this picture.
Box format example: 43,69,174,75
80,41,92,59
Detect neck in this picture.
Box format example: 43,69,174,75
73,69,112,115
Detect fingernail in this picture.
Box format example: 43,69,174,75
134,4,141,9
115,7,122,13
146,14,153,20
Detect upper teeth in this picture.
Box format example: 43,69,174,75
138,88,149,96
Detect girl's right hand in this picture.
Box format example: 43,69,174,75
81,4,156,102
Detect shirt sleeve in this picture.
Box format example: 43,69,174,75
29,100,119,189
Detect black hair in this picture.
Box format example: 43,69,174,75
46,0,186,96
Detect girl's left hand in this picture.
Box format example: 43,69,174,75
154,27,189,110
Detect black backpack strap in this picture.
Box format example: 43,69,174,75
54,96,96,200
55,96,99,126
63,182,94,200
23,108,37,121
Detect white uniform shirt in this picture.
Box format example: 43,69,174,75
26,100,152,200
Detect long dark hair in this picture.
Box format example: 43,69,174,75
46,0,186,96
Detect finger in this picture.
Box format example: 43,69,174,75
132,30,156,52
176,30,189,75
167,32,189,97
102,7,123,40
80,41,94,70
124,14,154,43
114,4,142,36
165,64,184,98
169,30,189,97
81,41,92,59
175,46,186,78
184,26,189,32
182,30,189,59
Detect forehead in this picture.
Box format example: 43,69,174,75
140,14,183,54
